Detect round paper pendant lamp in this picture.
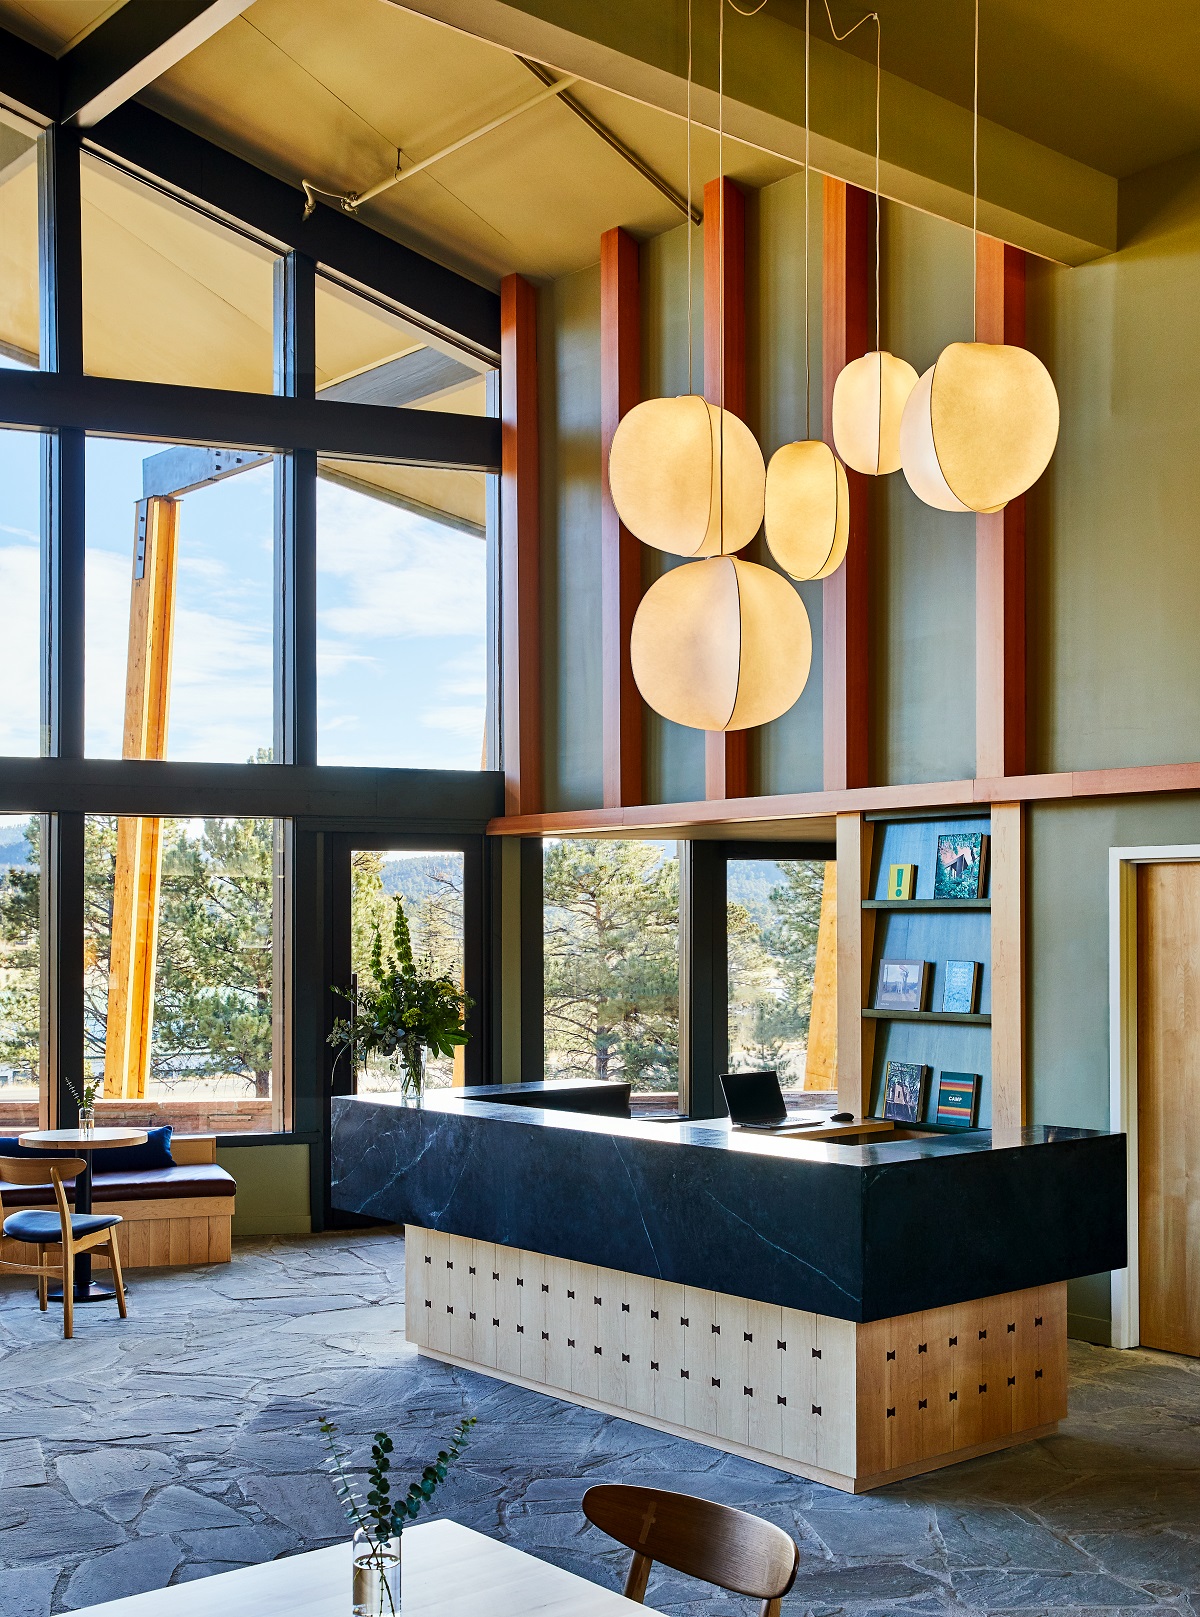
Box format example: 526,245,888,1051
899,341,1060,513
764,440,849,581
608,393,765,557
832,350,919,475
630,556,812,731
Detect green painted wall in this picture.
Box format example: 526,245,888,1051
1028,152,1200,772
218,1142,311,1238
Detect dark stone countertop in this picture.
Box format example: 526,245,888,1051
331,1090,1127,1324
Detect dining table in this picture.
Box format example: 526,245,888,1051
17,1126,147,1302
68,1517,659,1616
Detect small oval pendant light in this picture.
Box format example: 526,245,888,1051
833,349,920,475
608,394,765,557
630,556,813,731
764,439,849,579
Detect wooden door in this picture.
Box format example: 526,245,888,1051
1137,862,1200,1356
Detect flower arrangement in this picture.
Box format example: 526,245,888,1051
329,895,471,1097
318,1415,476,1616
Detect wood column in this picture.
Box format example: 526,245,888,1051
975,237,1027,779
822,178,872,792
990,801,1026,1129
500,273,542,816
600,227,643,808
703,176,749,801
835,812,875,1119
105,496,180,1099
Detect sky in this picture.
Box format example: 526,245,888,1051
0,383,487,770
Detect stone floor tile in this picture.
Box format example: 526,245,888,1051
137,1483,247,1535
0,1438,47,1488
0,1565,60,1617
805,1499,941,1559
1075,1532,1200,1592
56,1447,174,1508
62,1536,182,1609
933,1503,1094,1570
949,1568,1157,1608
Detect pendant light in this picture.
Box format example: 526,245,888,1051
828,5,918,476
764,0,850,581
899,0,1059,513
607,0,765,558
630,555,813,731
625,0,811,734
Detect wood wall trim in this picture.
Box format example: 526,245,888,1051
600,227,643,809
990,802,1026,1129
822,177,872,792
703,175,750,801
836,813,875,1118
500,273,542,817
975,237,1027,779
487,758,1200,837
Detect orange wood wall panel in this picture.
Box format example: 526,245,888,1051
500,274,542,816
703,175,750,801
822,178,872,792
975,236,1027,780
600,227,643,809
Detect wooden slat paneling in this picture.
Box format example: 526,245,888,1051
822,178,872,792
836,814,875,1118
990,802,1026,1128
600,227,643,809
500,274,542,816
703,176,750,801
975,236,1028,779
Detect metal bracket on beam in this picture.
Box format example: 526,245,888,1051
142,444,269,500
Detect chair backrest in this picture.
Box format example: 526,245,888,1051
582,1485,799,1606
0,1157,85,1227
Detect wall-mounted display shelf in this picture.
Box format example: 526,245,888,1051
862,899,990,911
863,1009,991,1026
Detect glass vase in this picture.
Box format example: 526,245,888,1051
400,1039,426,1100
352,1527,401,1616
77,1106,95,1135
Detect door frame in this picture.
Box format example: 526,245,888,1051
1108,842,1200,1349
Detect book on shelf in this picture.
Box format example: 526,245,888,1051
887,863,917,901
874,958,931,1012
933,832,989,900
941,959,982,1014
882,1061,929,1123
936,1072,981,1129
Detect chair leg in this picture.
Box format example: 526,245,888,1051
107,1231,128,1319
62,1248,74,1340
37,1249,47,1311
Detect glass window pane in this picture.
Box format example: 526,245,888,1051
349,849,465,1093
82,153,275,391
0,427,41,755
86,438,274,762
0,814,41,1128
727,858,832,1097
316,275,489,413
543,839,680,1108
317,460,487,767
0,109,39,368
86,816,278,1134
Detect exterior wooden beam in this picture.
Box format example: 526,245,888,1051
703,176,751,801
500,274,542,816
822,177,872,792
975,236,1028,779
600,227,643,809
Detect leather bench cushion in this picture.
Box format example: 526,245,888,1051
4,1209,121,1242
0,1164,236,1209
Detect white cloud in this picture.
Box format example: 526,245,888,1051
0,543,39,753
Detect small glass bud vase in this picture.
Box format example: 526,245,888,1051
352,1526,401,1616
77,1106,95,1135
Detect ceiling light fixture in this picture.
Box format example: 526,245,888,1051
763,0,850,582
898,0,1059,512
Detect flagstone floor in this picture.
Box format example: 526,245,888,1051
0,1229,1198,1616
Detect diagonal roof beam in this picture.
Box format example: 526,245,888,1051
60,0,255,128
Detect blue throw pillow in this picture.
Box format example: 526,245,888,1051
94,1125,175,1173
0,1135,50,1160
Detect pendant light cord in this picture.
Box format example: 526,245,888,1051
719,0,726,550
822,2,881,351
804,0,810,434
972,0,979,340
687,0,694,396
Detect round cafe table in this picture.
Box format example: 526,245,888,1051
17,1128,147,1302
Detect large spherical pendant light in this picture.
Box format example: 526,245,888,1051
630,556,812,731
899,342,1060,514
608,394,766,557
764,440,849,580
832,351,919,475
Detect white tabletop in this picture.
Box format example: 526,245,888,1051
18,1128,148,1149
69,1518,656,1617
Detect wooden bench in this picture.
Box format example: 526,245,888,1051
0,1135,236,1270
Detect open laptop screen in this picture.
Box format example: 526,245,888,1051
720,1070,788,1127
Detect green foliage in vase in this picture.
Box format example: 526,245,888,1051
64,1074,102,1111
329,895,471,1092
318,1415,476,1543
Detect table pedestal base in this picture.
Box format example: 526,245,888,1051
47,1281,118,1303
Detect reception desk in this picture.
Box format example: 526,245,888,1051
331,1091,1125,1493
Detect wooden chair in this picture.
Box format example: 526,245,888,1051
0,1157,128,1339
582,1485,800,1617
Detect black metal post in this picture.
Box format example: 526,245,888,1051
680,841,728,1119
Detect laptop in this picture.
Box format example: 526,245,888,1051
721,1070,797,1131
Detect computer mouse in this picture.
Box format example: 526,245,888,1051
830,1112,855,1123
